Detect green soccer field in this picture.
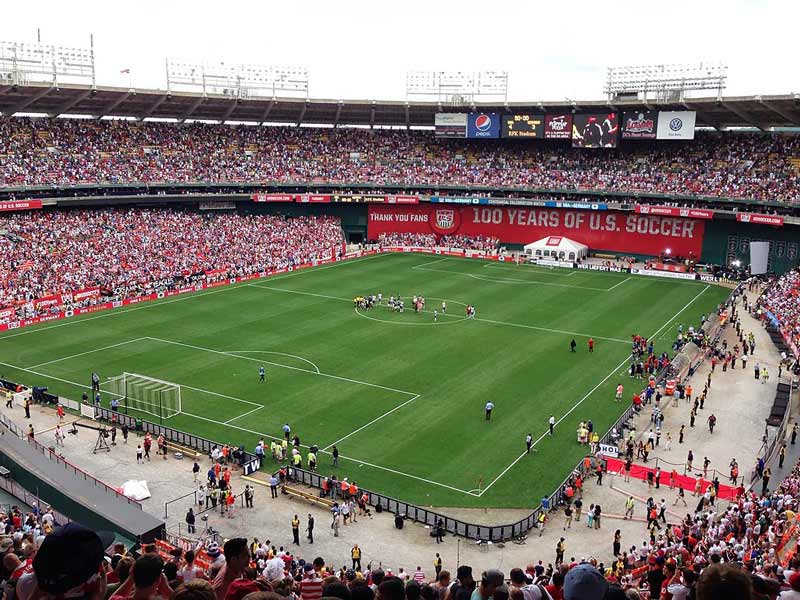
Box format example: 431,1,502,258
0,253,729,509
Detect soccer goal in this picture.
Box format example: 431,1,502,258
105,372,182,422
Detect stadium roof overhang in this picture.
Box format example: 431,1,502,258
1,82,800,130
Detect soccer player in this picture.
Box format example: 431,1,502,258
615,383,624,402
283,423,291,441
259,366,266,383
526,433,533,453
441,301,447,313
570,339,577,352
549,415,556,435
588,338,595,353
433,309,438,322
485,401,495,420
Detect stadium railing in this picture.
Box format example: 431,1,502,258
283,467,539,542
94,407,260,474
0,409,141,508
0,475,72,526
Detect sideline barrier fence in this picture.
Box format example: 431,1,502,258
94,407,260,471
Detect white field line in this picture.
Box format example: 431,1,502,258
249,283,625,342
223,405,264,425
143,337,419,397
413,265,610,291
483,263,573,277
0,253,390,342
606,277,632,292
225,350,321,374
411,257,453,269
178,410,478,496
25,337,147,369
0,360,126,398
476,318,628,344
322,394,422,451
478,283,712,496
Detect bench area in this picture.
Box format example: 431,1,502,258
283,485,336,509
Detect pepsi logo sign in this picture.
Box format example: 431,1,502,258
474,114,492,132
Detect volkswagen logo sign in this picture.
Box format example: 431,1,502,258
669,118,683,132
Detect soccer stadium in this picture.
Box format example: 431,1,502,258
1,6,800,600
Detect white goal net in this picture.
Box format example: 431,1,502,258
105,372,182,420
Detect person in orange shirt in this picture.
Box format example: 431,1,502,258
222,445,229,463
223,468,231,486
575,475,583,498
349,482,358,498
341,479,349,499
214,462,222,480
685,384,693,404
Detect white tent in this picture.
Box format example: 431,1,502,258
524,236,589,262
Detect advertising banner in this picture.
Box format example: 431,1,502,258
544,114,572,139
622,111,658,139
635,205,714,220
656,111,696,140
368,205,705,256
72,287,101,302
33,294,63,310
435,113,467,138
501,114,545,138
466,113,501,139
572,113,619,148
386,195,419,204
253,193,296,202
297,194,331,203
736,213,784,226
0,200,43,212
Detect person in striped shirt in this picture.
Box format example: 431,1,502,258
299,563,324,600
413,566,426,583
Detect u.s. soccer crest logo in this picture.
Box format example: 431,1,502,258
436,209,455,229
430,207,461,235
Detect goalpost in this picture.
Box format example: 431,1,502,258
105,372,182,422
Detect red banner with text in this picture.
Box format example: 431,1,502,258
0,200,43,212
368,205,705,257
736,213,784,226
635,204,714,220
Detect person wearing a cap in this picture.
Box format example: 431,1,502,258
781,572,800,599
563,564,608,600
212,538,250,600
16,523,115,600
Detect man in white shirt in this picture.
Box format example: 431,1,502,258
549,415,556,435
485,402,494,421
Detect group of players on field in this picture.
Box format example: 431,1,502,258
353,293,476,321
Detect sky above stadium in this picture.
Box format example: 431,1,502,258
1,0,794,103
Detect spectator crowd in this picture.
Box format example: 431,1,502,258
761,269,800,358
375,233,498,251
1,118,798,204
5,448,800,600
0,209,343,323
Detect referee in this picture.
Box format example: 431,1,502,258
485,401,495,421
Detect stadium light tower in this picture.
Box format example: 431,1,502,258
406,71,508,105
166,59,309,99
0,36,96,88
604,62,727,102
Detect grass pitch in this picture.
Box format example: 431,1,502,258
0,253,728,509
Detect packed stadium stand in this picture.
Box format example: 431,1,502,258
0,118,798,204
